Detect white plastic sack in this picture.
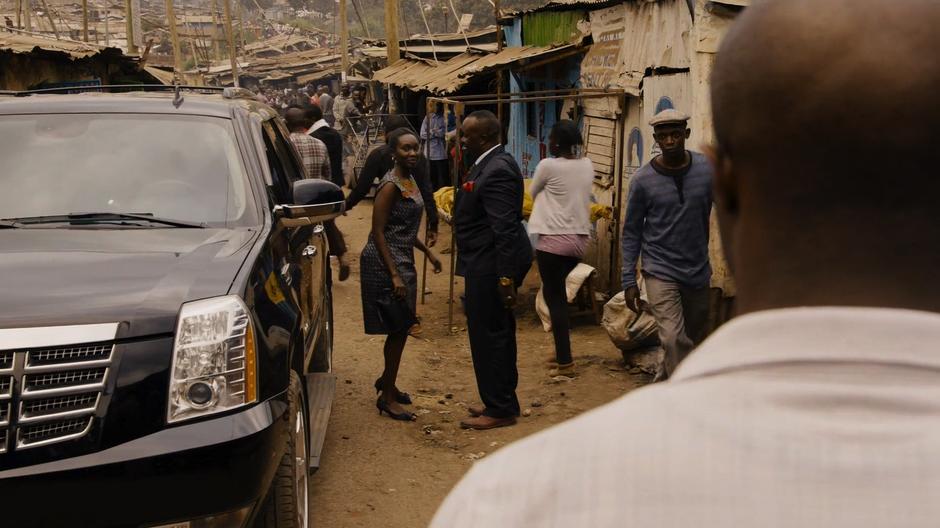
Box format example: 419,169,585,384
535,263,597,332
601,291,660,351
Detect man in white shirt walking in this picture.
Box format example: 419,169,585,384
431,0,940,525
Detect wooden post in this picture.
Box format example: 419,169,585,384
82,0,88,41
125,0,137,53
236,0,245,55
210,0,221,61
495,0,503,143
222,0,239,87
15,0,21,29
384,0,399,65
23,0,31,32
38,0,59,38
339,0,348,78
104,1,109,46
164,0,183,79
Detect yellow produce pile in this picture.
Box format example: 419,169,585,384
434,182,613,224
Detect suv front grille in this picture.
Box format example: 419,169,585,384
0,336,114,452
28,344,111,366
24,368,108,392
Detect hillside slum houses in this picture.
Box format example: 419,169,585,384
370,0,746,310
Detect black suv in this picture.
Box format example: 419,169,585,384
0,87,342,527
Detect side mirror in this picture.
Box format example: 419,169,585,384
276,179,345,227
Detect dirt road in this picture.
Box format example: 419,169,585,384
309,205,647,527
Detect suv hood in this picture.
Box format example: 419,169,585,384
0,228,259,339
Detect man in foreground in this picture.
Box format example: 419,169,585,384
432,0,940,525
622,109,713,380
455,110,532,431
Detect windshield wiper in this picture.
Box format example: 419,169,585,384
0,220,22,229
8,213,207,228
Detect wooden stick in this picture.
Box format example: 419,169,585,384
221,0,238,86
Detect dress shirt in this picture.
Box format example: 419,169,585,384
432,307,940,528
308,119,329,134
474,144,501,167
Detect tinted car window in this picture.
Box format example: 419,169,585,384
0,114,258,226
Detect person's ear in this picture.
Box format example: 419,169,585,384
684,128,691,139
703,142,738,271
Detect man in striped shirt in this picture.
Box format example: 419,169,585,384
621,109,713,381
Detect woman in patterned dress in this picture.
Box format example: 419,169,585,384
360,129,443,421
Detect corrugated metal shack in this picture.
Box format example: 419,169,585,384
0,31,163,90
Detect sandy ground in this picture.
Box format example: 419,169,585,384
308,204,649,527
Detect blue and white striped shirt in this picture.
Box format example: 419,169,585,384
621,151,713,290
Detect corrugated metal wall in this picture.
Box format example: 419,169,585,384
522,10,587,46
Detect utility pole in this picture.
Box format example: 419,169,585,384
164,0,183,78
23,0,31,32
495,0,503,142
235,0,245,55
82,0,88,41
125,0,137,53
38,0,59,38
210,0,221,60
104,0,109,46
339,0,348,79
385,0,399,65
222,0,239,86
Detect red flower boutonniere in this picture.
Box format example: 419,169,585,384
462,181,475,193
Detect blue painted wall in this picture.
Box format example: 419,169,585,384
504,18,583,178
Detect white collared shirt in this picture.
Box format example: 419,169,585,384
431,307,940,528
307,119,329,134
474,144,501,166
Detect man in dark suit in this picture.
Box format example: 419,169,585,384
306,104,345,188
455,110,532,430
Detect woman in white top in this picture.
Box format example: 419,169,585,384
528,120,595,376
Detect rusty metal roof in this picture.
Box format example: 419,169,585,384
0,32,113,59
372,44,577,94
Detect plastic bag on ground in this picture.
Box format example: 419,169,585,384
602,291,662,373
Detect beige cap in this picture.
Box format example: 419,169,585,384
649,108,690,127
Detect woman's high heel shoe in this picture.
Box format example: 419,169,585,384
376,398,417,421
374,377,413,405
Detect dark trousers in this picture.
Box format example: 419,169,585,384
429,159,450,190
464,274,520,418
324,220,347,257
536,250,580,365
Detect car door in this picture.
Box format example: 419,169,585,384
260,119,326,356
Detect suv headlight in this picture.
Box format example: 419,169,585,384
168,295,258,423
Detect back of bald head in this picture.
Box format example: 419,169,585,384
284,107,307,132
712,0,940,312
713,0,939,207
466,110,500,141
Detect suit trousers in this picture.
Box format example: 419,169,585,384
644,274,710,378
464,273,521,418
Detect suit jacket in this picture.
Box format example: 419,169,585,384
454,146,532,282
309,126,344,187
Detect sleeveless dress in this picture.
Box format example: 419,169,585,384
360,171,425,335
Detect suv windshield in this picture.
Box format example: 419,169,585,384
0,113,257,227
